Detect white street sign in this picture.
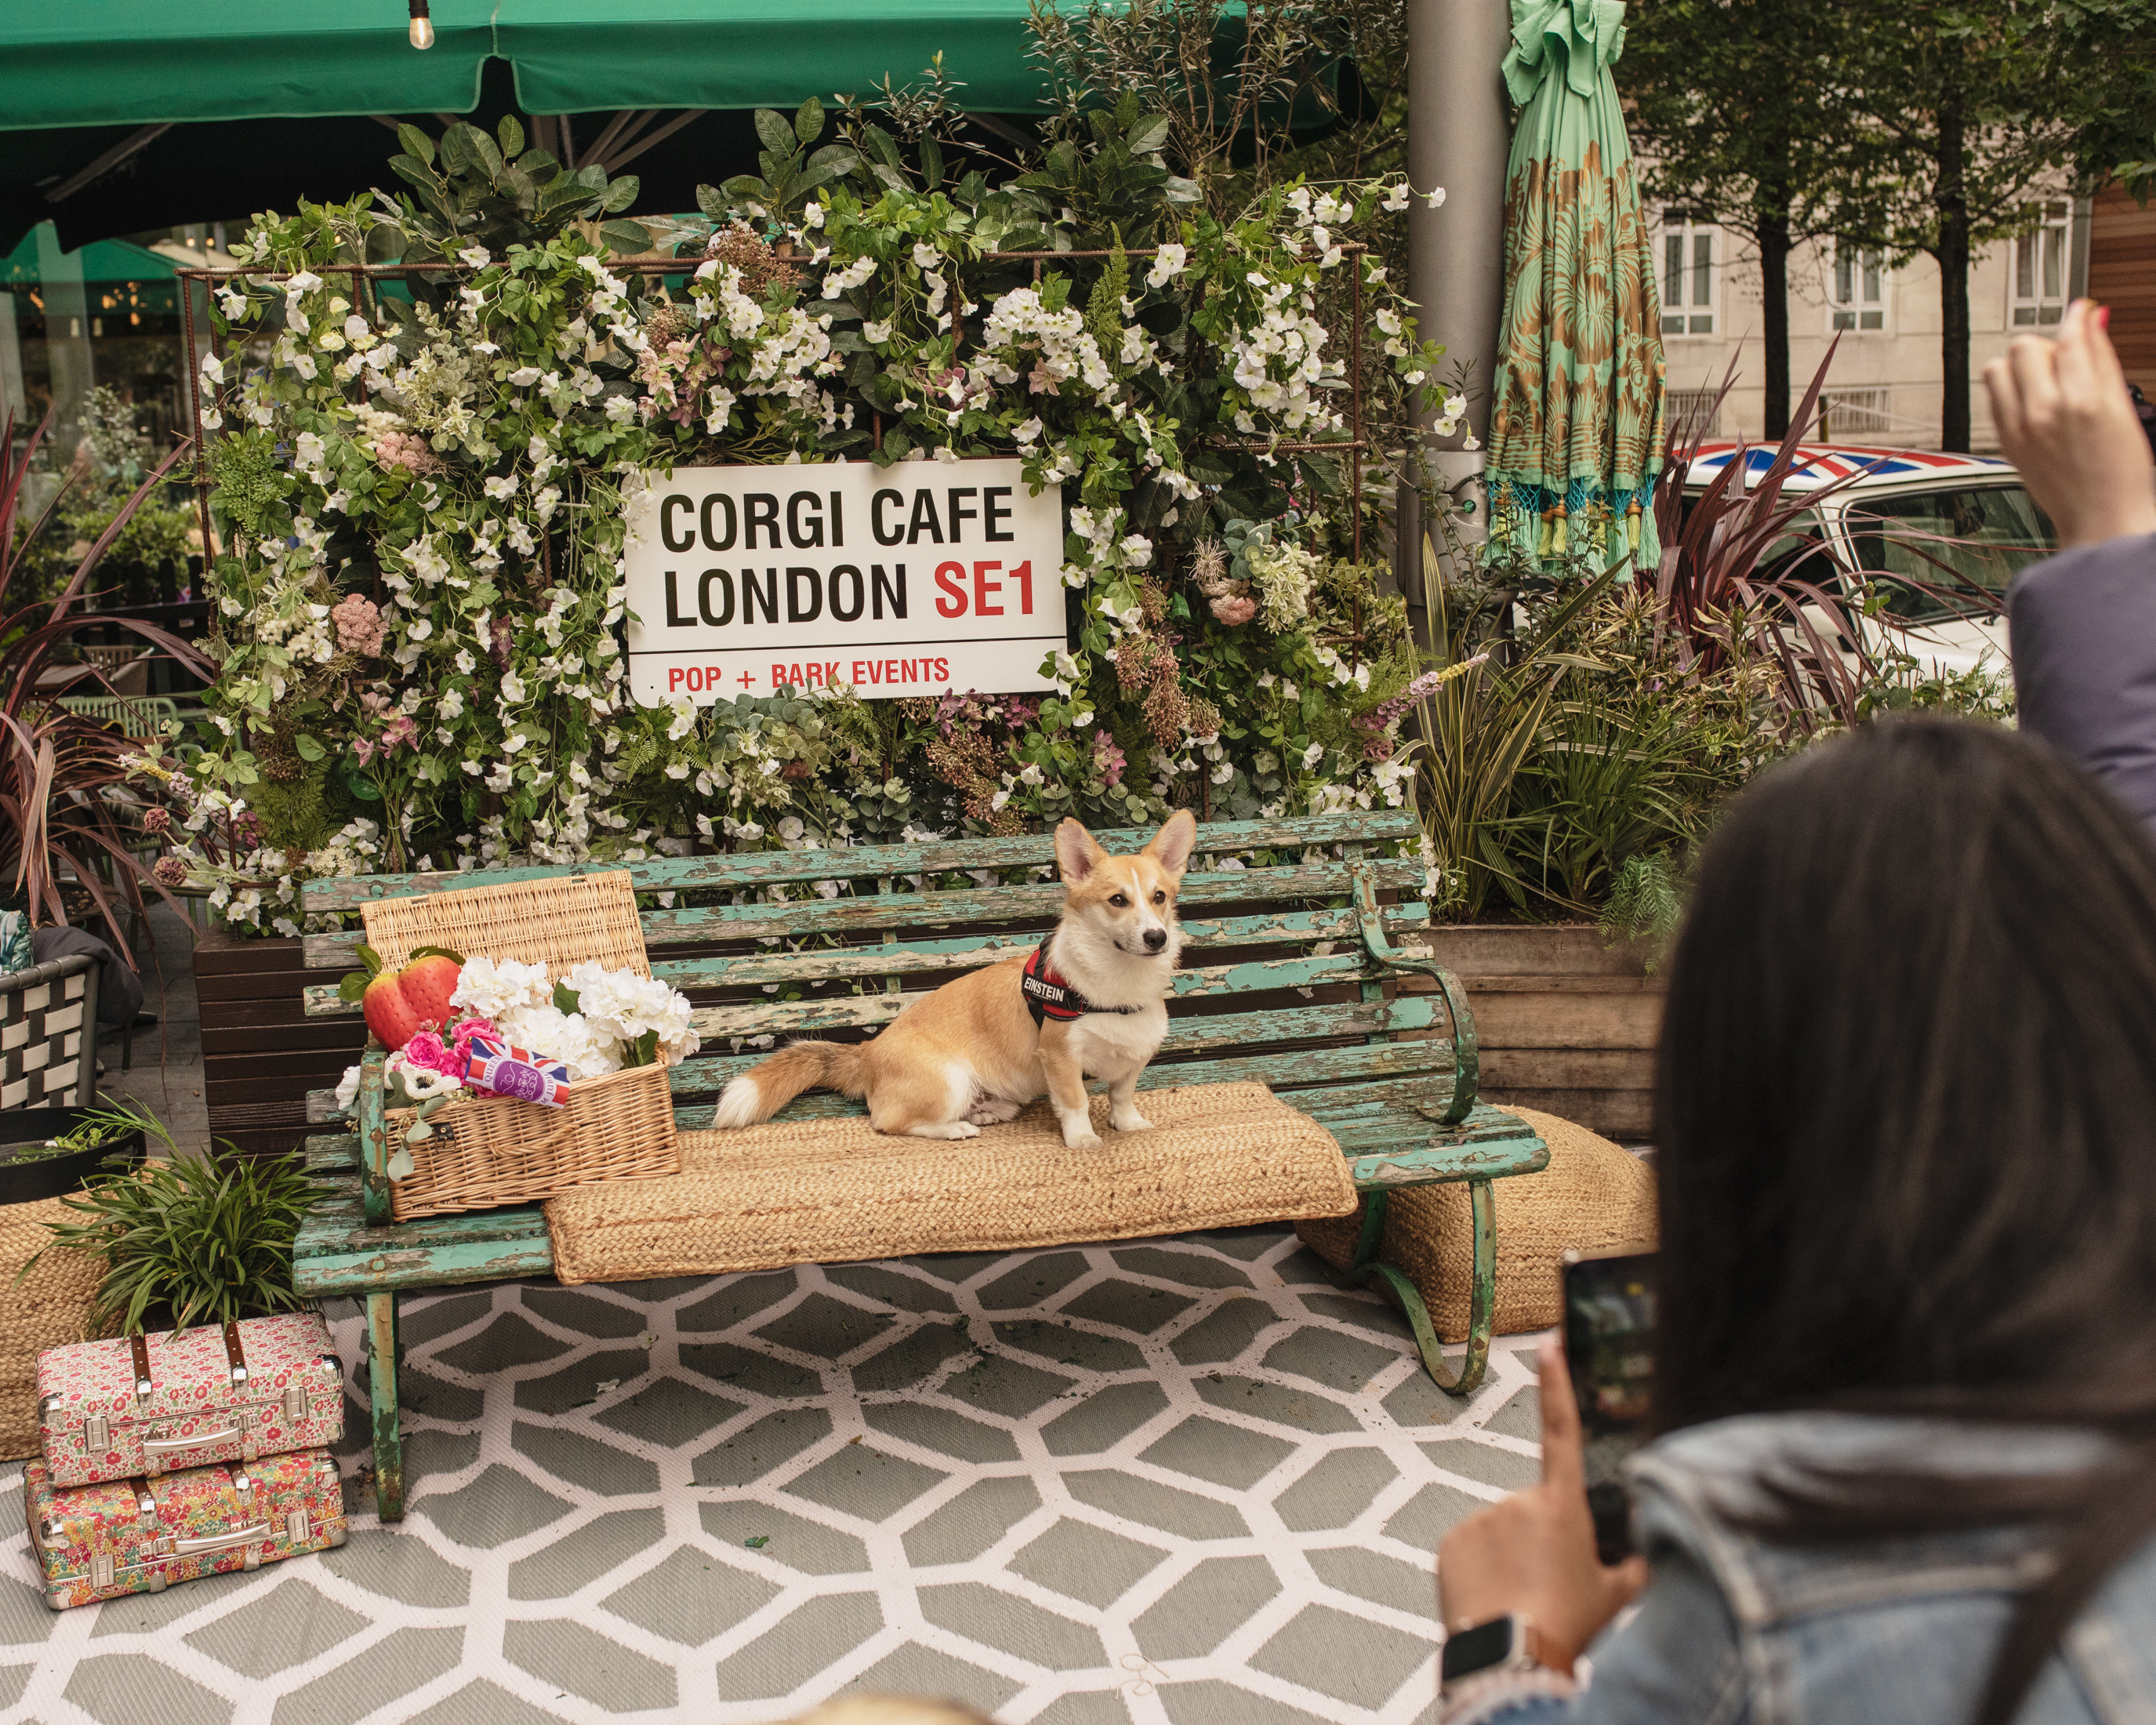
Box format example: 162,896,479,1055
622,457,1065,705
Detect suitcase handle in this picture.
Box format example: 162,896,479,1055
171,1522,270,1556
143,1425,241,1453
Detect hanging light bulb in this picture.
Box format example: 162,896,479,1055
408,0,434,49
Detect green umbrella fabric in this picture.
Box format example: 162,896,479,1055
1484,0,1667,576
0,0,1055,133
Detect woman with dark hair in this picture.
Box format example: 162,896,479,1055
1432,716,2156,1724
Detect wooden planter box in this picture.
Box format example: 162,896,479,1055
1405,924,1664,1140
196,931,367,1160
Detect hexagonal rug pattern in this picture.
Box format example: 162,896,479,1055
0,1226,1548,1725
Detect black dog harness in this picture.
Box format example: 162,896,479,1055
1022,942,1143,1028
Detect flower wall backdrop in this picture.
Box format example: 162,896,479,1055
163,104,1450,933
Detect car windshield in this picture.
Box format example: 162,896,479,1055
1842,484,2055,623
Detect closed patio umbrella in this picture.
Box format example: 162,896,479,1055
1483,0,1667,575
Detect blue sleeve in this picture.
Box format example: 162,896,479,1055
2009,532,2156,832
1444,1551,1750,1725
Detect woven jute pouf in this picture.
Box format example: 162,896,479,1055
546,1080,1357,1284
1297,1105,1657,1342
0,1196,104,1461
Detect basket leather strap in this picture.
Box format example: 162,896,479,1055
129,1334,153,1401
222,1322,249,1387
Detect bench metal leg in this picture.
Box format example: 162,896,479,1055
366,1290,405,1522
1337,1180,1497,1396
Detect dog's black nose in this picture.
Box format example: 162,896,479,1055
1143,928,1167,951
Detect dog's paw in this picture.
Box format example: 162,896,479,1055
906,1120,981,1140
966,1097,1022,1126
1062,1127,1105,1150
1110,1108,1155,1134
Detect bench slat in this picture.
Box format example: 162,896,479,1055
682,979,1437,1043
299,860,1427,976
297,813,1421,915
1345,1108,1552,1185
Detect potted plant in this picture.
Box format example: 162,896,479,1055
0,408,212,954
26,1102,325,1334
0,1100,149,1206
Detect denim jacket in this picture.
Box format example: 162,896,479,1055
1448,1413,2156,1725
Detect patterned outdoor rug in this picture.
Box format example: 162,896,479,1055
0,1226,1548,1725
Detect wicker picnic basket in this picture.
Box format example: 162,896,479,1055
361,871,682,1221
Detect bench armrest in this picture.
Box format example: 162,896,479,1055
1349,862,1478,1124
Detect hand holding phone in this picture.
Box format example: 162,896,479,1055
1436,1335,1652,1676
1560,1248,1658,1565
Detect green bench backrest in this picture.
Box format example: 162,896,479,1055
299,812,1467,1128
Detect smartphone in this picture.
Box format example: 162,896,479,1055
1559,1247,1658,1565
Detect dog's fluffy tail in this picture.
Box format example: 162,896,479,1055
713,1040,865,1128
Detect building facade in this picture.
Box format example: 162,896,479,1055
1653,198,2109,452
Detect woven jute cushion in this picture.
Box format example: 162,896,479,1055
546,1081,1357,1285
1296,1106,1657,1342
0,1195,104,1461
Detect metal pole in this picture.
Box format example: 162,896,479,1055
1398,0,1514,628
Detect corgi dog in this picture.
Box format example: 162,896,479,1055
713,810,1197,1148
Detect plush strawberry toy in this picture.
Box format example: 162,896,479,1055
338,946,463,1051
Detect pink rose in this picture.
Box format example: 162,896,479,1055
401,1030,457,1077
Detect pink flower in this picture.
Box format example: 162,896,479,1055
1210,594,1257,626
332,593,386,657
1091,732,1127,790
401,1030,457,1077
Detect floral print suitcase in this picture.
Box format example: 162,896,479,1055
24,1449,348,1611
36,1312,344,1488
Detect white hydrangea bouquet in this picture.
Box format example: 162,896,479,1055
450,956,700,1078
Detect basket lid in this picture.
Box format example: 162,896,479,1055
360,870,650,977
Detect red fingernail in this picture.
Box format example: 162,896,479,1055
2098,304,2111,331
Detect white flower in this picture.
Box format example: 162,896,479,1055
459,244,492,269
862,320,893,344
803,201,825,229
912,242,938,269
334,1065,363,1111
484,475,517,501
1425,187,1448,209
509,367,543,387
450,955,554,1019
1145,244,1188,289
1301,743,1325,768
199,352,225,383
343,314,371,341
1382,181,1411,212
295,431,325,469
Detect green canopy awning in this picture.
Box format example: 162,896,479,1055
0,232,176,290
0,0,1055,132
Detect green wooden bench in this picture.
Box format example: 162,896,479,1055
293,811,1547,1520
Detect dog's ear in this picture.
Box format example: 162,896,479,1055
1145,809,1197,877
1055,818,1105,884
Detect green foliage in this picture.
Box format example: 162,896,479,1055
383,114,652,260
30,1102,325,1334
701,97,864,231
1599,851,1688,961
206,433,290,543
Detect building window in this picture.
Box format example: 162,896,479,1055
1831,245,1886,330
2011,202,2069,327
1660,220,1717,336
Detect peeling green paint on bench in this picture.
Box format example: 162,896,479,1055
294,814,1543,1521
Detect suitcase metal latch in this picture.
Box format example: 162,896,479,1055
285,1509,311,1544
90,1552,114,1590
82,1414,107,1452
284,1385,308,1422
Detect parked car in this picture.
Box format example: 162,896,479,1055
1679,443,2055,678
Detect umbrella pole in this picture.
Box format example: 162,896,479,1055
1399,0,1512,640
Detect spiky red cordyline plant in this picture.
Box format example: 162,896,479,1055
1,409,213,956
1650,340,1914,738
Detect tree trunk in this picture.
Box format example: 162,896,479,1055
1759,192,1794,440
1936,85,1973,452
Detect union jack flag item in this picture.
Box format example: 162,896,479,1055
462,1036,573,1107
